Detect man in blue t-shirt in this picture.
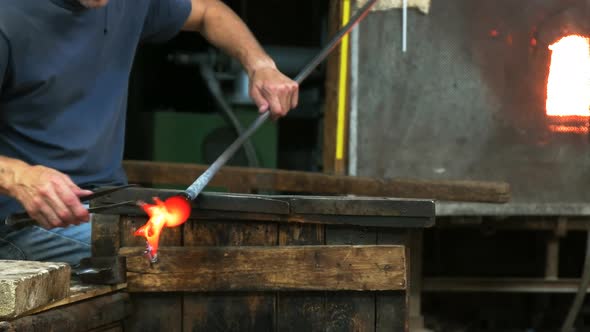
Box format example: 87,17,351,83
0,0,299,264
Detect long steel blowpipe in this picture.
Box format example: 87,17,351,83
183,0,378,201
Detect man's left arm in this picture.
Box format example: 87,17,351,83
182,0,298,118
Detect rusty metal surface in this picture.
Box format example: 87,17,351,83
436,202,590,217
75,256,127,285
356,0,590,204
92,187,435,228
289,196,435,217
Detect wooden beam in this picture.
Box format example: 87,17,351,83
0,293,130,332
120,246,406,292
23,282,127,316
123,160,510,203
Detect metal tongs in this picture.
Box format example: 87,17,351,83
4,184,138,229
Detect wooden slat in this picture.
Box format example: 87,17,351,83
325,226,377,331
122,160,510,203
277,224,326,332
123,294,182,332
88,323,124,332
182,220,277,332
0,293,130,332
376,230,409,332
91,214,121,257
120,246,406,292
24,282,127,316
120,216,183,332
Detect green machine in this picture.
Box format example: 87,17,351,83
151,108,277,169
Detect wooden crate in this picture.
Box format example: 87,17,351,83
92,187,434,332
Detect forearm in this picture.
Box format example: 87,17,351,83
0,156,29,196
185,0,276,76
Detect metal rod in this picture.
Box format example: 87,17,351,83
184,0,379,200
403,0,408,52
349,25,360,177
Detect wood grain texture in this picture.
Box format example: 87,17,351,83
121,245,406,292
123,160,509,203
91,214,121,257
325,226,377,332
277,224,326,332
0,293,130,332
376,230,409,332
120,216,183,332
24,282,127,316
182,220,277,332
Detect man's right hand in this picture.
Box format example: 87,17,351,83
7,164,93,229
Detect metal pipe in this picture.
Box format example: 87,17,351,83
184,0,379,200
403,0,408,52
348,25,360,177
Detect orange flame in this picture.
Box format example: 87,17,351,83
546,35,590,118
134,195,191,257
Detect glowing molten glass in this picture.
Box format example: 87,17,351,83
546,35,590,117
134,196,191,257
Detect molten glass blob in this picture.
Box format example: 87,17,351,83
134,195,191,258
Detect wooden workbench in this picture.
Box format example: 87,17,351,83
91,187,435,332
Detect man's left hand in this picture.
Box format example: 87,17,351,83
249,67,299,120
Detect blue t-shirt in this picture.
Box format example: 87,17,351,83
0,0,191,217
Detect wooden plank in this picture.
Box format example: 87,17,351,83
183,220,277,247
407,230,424,331
120,216,182,332
0,293,130,332
121,245,406,292
277,224,326,332
24,282,127,316
182,220,277,332
376,230,409,332
123,293,183,332
0,261,70,320
88,322,123,332
325,226,377,331
91,214,121,257
122,160,510,203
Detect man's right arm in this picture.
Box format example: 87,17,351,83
0,33,92,229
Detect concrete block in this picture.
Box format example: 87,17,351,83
0,260,70,319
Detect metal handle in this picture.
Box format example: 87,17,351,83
184,0,378,200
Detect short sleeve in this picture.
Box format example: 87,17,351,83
141,0,192,43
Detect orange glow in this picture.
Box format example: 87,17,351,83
546,35,590,118
549,124,589,134
134,196,191,258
